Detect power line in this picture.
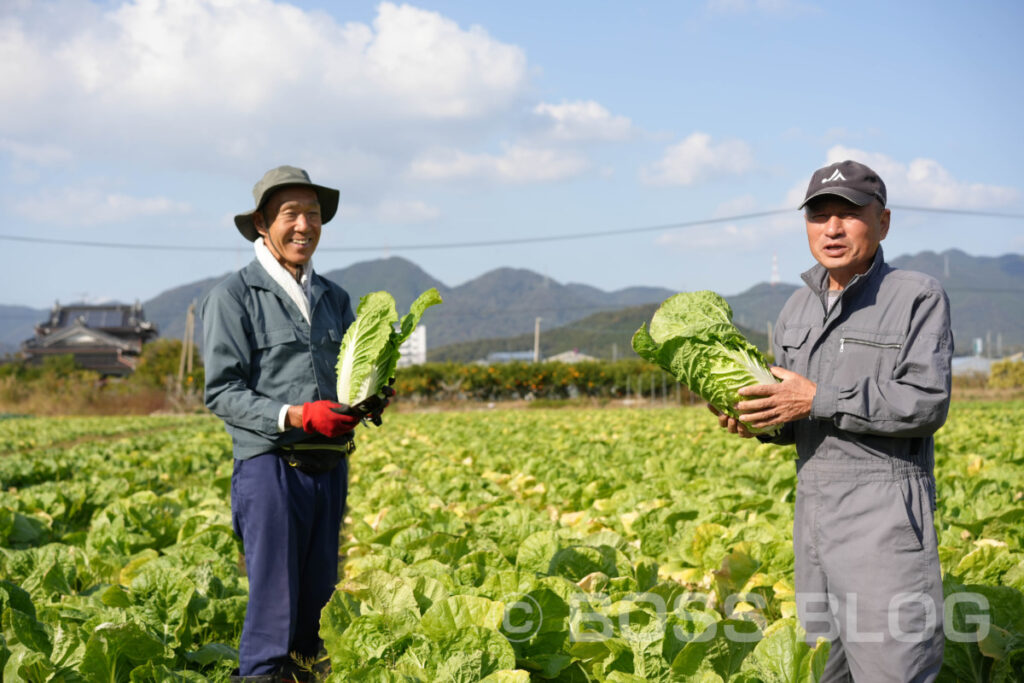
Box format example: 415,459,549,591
1,205,1021,253
887,205,1024,219
0,209,789,252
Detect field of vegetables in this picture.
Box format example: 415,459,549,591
1,402,1023,682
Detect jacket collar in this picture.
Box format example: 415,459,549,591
240,259,332,323
801,246,887,316
802,245,886,295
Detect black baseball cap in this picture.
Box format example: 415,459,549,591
799,159,887,210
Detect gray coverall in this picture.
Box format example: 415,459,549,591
768,247,952,682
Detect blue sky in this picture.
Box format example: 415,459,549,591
1,0,1022,310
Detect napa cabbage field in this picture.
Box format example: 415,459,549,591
1,403,1022,681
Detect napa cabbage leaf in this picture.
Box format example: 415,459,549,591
632,291,780,435
336,288,442,406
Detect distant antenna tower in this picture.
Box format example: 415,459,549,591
770,253,780,286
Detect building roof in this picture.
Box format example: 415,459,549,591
35,301,157,338
23,321,135,351
20,301,158,376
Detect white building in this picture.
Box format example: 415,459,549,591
546,349,597,364
397,325,427,367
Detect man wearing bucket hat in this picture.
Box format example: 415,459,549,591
202,166,380,681
711,160,952,681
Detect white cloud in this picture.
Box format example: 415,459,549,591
0,139,73,167
657,195,800,251
532,100,633,142
642,133,754,186
409,145,588,184
0,1,528,140
377,199,441,223
340,198,441,224
713,194,759,217
794,147,1021,209
657,222,763,250
14,188,191,226
655,216,796,251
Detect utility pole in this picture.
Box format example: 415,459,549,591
533,317,542,363
177,301,196,394
185,300,195,375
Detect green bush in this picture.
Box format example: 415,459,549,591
131,338,204,390
394,359,695,402
989,358,1024,389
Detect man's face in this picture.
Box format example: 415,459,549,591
804,196,890,289
254,186,322,277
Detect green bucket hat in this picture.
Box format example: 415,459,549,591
234,165,340,241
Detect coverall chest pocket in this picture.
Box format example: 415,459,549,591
251,327,301,373
313,327,343,357
834,329,904,387
780,326,812,377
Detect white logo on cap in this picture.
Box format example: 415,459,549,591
822,169,846,183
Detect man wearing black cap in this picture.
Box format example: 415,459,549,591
202,166,373,681
712,160,952,681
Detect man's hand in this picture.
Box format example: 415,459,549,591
734,366,815,430
300,401,360,437
366,384,396,426
707,403,756,438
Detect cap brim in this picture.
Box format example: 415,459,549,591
234,184,341,242
799,187,875,210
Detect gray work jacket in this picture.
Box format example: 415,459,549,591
201,260,355,460
768,248,953,480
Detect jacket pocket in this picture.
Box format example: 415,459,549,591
250,327,303,391
253,327,298,349
311,327,343,353
894,476,927,552
834,329,904,387
780,326,812,377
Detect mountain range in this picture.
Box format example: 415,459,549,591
2,249,1022,359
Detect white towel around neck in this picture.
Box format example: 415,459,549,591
254,237,312,324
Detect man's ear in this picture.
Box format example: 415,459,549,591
253,210,267,238
879,208,891,240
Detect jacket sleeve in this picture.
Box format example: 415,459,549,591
811,287,952,437
201,287,288,437
757,316,796,445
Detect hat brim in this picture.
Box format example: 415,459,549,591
799,187,877,210
234,184,340,242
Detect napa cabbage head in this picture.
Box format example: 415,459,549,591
632,290,780,435
336,288,442,406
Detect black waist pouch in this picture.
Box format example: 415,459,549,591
279,434,355,475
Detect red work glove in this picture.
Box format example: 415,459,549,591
301,401,359,438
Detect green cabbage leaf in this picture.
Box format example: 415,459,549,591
632,290,780,435
336,288,442,405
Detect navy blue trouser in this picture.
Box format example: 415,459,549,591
231,453,348,676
